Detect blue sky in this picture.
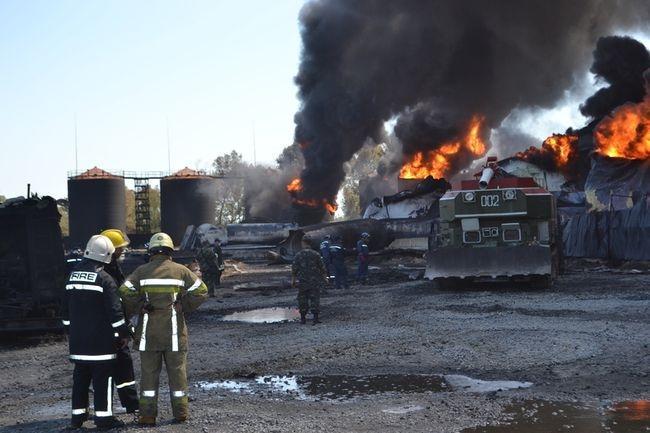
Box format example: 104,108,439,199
0,2,647,199
0,0,304,198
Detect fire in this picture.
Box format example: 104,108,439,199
515,133,579,173
286,178,302,193
286,177,337,215
292,198,338,215
595,96,650,159
542,134,576,166
399,115,487,179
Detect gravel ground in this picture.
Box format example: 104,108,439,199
1,257,649,432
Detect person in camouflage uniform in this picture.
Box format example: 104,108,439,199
119,233,208,425
195,240,222,297
292,237,328,325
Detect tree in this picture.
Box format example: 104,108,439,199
276,143,304,170
58,200,70,236
125,186,161,233
341,144,386,218
125,188,136,233
211,151,248,225
0,195,5,204
149,186,161,232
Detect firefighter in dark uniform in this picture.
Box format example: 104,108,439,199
61,235,129,430
100,229,139,414
119,233,208,425
319,235,332,277
329,235,349,290
356,232,371,284
292,236,328,325
196,240,223,297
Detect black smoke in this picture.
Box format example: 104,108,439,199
580,36,650,119
293,0,648,215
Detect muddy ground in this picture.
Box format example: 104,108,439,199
1,256,649,432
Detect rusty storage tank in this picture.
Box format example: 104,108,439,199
160,168,218,245
68,167,126,248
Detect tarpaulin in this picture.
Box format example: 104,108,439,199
563,198,650,260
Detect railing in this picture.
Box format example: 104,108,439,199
66,169,242,179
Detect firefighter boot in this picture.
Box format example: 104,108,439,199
300,312,307,324
69,412,88,429
95,416,125,430
138,415,156,426
312,312,321,325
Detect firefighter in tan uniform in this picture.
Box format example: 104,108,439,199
119,233,208,425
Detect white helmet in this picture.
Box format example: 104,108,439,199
84,235,115,264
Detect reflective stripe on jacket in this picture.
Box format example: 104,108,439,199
62,260,128,362
119,255,208,352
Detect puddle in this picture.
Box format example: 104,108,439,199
197,374,532,401
462,399,650,433
220,307,301,323
445,375,532,393
382,404,425,414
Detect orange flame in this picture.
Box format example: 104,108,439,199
595,96,650,159
286,178,302,193
399,115,487,179
293,198,338,215
286,178,337,215
542,134,577,166
515,133,579,173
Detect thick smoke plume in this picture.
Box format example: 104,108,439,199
580,36,650,119
293,0,648,211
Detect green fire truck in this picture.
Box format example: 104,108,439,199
426,157,559,288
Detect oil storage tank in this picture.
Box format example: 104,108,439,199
161,168,218,245
68,167,126,248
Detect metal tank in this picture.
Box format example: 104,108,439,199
160,168,218,245
68,167,126,248
426,157,559,288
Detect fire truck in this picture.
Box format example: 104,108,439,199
426,157,559,288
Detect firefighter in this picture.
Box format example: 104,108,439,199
329,235,349,290
61,235,128,430
196,239,222,297
356,232,371,284
99,228,139,414
119,233,208,425
292,236,328,325
319,235,332,277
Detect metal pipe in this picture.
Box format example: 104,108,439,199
479,167,494,189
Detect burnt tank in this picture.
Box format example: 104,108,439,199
426,157,559,288
160,168,218,244
68,167,126,248
0,196,66,332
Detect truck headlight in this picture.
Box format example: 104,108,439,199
463,192,476,202
503,189,516,200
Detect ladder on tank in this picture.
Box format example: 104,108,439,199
134,178,151,234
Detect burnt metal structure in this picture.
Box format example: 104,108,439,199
160,168,219,245
0,197,66,332
134,178,151,234
67,167,126,248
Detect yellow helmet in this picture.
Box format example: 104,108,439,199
100,229,130,248
148,232,174,251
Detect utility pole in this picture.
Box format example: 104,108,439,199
166,117,171,173
74,113,78,173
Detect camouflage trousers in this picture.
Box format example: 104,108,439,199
297,286,320,314
139,350,188,420
203,272,221,296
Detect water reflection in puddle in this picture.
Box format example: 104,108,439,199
220,308,301,323
462,399,650,433
197,374,531,401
